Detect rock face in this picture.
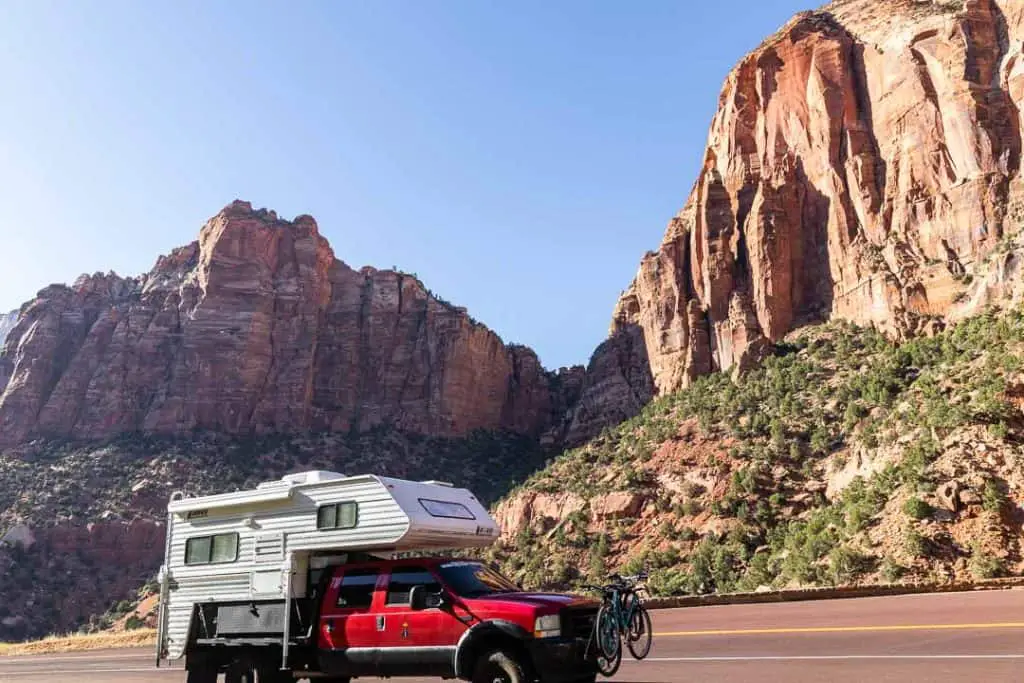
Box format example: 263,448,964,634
579,0,1024,426
0,520,164,640
0,201,580,446
0,311,16,349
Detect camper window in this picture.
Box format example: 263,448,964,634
316,501,358,530
418,498,476,520
185,532,239,565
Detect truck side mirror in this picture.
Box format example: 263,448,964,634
426,590,446,609
409,585,427,610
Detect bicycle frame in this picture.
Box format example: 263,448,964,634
606,584,642,631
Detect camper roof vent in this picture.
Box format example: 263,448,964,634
257,470,346,489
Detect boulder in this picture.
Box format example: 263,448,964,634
593,492,646,520
936,481,962,513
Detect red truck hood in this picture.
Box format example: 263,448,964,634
472,592,597,609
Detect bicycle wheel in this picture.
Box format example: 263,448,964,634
626,602,653,660
594,603,622,676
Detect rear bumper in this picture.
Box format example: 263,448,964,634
528,636,599,683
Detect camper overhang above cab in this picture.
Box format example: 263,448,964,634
165,470,500,553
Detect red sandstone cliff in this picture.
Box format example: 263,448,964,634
0,201,578,446
7,2,1024,450
569,0,1024,442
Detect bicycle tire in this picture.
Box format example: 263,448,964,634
594,603,622,676
626,602,653,660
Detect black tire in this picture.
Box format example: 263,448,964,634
185,667,218,683
224,660,256,683
256,663,296,683
225,660,290,683
595,643,622,677
471,648,527,683
626,603,653,660
594,603,621,659
593,603,622,677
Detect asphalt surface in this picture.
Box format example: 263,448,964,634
4,590,1024,682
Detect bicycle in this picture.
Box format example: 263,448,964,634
583,572,653,676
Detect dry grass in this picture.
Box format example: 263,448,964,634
0,629,156,656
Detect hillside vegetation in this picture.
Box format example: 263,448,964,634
489,308,1024,596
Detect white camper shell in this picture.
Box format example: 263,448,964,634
155,471,500,663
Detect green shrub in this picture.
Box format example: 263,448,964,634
982,479,1008,513
880,557,904,582
827,546,870,585
588,533,609,579
681,497,701,516
904,528,927,557
969,548,1006,580
902,497,932,520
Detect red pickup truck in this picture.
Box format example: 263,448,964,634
184,555,601,683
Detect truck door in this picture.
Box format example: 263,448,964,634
317,566,384,677
378,565,465,677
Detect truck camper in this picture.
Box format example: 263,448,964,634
155,470,601,683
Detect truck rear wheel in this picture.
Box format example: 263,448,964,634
472,649,527,683
224,660,255,683
224,659,292,683
186,668,217,683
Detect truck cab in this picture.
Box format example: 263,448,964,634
314,557,599,682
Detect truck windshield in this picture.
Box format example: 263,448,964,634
437,561,520,598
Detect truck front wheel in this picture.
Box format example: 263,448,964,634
472,649,527,683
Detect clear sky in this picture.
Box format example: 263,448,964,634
0,0,810,370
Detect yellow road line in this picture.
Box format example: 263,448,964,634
654,622,1024,637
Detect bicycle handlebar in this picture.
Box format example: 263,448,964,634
582,571,649,596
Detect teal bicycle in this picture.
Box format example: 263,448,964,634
584,572,653,676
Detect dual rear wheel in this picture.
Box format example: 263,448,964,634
187,658,351,683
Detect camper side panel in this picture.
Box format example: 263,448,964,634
161,478,410,660
285,478,410,552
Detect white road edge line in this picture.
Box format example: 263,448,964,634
0,668,181,676
0,654,152,664
644,655,1024,661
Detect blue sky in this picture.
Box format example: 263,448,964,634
0,0,810,369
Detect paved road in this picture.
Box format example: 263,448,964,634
4,590,1024,682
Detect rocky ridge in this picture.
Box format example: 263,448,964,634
574,0,1024,438
0,201,583,447
0,312,15,349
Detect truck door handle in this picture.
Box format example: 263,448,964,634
376,616,385,631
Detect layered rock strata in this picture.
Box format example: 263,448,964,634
0,202,578,445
